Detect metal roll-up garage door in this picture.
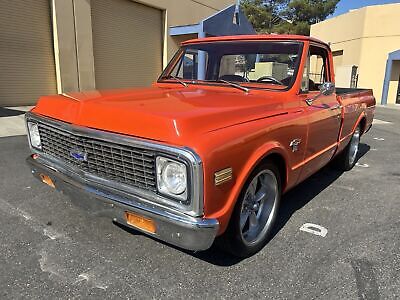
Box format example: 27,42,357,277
0,0,57,106
91,0,163,90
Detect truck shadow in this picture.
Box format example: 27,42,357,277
0,107,26,117
191,143,371,266
116,143,370,266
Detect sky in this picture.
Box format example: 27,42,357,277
331,0,400,17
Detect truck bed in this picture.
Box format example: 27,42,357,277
336,87,373,96
335,86,375,153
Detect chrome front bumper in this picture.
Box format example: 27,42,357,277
27,155,219,251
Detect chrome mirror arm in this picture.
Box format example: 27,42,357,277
305,82,335,106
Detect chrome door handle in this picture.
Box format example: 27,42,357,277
330,104,341,110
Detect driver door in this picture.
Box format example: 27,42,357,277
299,45,342,180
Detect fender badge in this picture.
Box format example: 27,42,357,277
215,167,233,186
289,139,302,152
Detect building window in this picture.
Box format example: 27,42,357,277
332,50,344,56
332,50,344,67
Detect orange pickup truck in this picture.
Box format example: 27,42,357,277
26,35,375,257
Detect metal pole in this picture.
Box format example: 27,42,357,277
381,58,392,105
197,23,206,80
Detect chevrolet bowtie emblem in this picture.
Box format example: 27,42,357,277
70,148,88,162
289,139,302,152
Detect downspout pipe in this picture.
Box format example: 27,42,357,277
381,58,392,105
197,22,206,80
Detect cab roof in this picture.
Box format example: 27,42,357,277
182,34,329,48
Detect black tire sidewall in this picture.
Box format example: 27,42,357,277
344,125,361,170
332,124,361,171
223,160,282,257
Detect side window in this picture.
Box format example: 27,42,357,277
301,45,330,92
309,46,330,91
300,54,310,92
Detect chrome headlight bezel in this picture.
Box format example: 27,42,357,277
27,121,42,150
152,150,202,216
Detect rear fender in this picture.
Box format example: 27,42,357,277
353,111,367,134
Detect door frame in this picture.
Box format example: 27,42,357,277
396,73,400,104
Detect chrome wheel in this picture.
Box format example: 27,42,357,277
349,126,360,166
239,169,279,246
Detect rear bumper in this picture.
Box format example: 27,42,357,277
27,155,218,251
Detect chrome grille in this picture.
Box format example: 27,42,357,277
37,123,157,192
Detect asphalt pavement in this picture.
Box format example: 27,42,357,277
0,106,398,299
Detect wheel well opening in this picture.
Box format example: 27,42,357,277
359,117,367,135
260,153,287,191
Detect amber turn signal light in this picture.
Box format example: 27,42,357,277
40,174,55,188
125,212,156,234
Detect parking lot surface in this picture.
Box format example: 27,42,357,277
0,107,399,299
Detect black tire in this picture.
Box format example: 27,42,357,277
219,160,281,258
334,124,361,171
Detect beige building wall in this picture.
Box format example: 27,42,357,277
310,3,400,104
53,0,233,93
135,0,233,59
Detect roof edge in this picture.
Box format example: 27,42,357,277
182,34,329,47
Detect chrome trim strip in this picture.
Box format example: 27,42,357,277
25,112,204,217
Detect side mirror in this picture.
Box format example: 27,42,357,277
319,82,335,96
305,82,335,106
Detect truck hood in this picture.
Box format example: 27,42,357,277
32,86,288,145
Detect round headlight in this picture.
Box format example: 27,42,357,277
161,162,187,195
28,122,41,149
156,157,188,200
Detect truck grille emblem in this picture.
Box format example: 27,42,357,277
70,148,88,162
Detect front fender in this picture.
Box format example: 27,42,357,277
207,141,290,234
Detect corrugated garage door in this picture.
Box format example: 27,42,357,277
91,0,163,90
0,0,57,106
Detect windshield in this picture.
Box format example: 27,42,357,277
159,41,303,90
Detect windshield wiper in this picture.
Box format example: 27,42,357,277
163,75,188,87
217,79,249,93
